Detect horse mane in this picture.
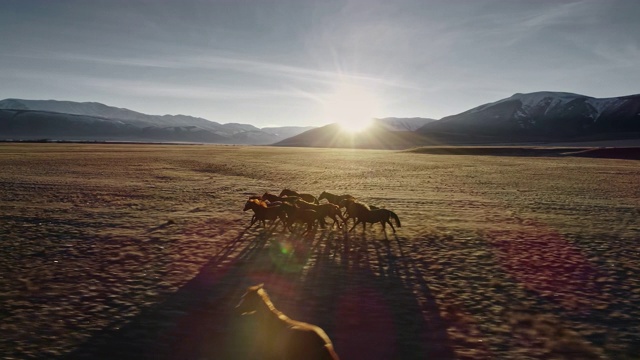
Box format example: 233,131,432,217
249,198,268,208
354,201,370,211
256,287,291,321
344,198,370,211
296,198,315,206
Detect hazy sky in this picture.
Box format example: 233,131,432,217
1,0,639,127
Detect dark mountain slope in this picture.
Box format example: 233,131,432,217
274,123,434,149
0,109,229,143
417,92,640,140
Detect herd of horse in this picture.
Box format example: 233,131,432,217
238,190,402,358
242,190,401,235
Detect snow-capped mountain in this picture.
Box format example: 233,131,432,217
0,99,312,144
417,92,640,139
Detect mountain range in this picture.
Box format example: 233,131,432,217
416,92,640,141
1,92,639,147
277,92,640,148
0,99,313,145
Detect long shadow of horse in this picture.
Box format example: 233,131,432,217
64,227,454,360
64,227,275,359
292,231,454,360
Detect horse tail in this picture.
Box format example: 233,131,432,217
388,210,401,228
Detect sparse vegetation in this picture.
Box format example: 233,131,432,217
0,143,638,359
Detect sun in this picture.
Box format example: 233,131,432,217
322,84,380,133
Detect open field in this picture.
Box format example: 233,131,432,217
1,143,639,359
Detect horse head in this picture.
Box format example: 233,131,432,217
244,198,265,211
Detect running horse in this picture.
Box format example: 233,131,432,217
263,192,300,205
342,199,401,235
279,189,319,204
318,191,355,207
295,200,346,229
236,284,340,360
279,203,324,234
243,199,287,229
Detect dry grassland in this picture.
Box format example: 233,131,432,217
0,143,639,359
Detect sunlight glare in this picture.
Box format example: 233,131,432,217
323,84,380,133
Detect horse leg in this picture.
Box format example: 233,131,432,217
387,220,396,233
348,220,360,233
286,218,296,233
338,212,347,229
331,215,340,229
380,221,390,238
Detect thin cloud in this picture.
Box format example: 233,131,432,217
84,78,316,101
519,1,597,29
7,48,413,90
1,69,315,101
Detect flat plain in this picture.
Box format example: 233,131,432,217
1,143,639,359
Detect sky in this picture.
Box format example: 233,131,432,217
1,0,639,127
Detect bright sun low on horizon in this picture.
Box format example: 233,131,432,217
322,84,381,133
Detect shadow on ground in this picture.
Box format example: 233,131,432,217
64,225,454,360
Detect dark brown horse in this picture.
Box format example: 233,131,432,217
236,284,340,360
243,199,286,229
296,200,346,229
263,192,299,205
246,196,282,225
342,199,401,234
339,198,365,228
280,203,324,234
279,189,319,204
318,191,355,207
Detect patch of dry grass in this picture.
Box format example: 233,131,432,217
0,143,638,359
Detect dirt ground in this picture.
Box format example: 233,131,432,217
1,143,638,360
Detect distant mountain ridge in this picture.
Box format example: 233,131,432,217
277,91,640,149
373,117,436,131
0,99,313,144
274,122,429,149
2,92,639,147
417,91,640,140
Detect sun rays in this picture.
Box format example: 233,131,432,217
322,83,380,133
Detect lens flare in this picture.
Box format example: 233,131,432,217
268,237,310,273
322,83,380,133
